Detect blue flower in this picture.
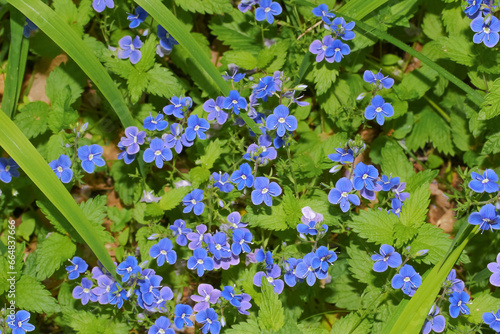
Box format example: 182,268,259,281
49,154,73,183
226,212,248,229
187,224,208,250
295,253,321,286
449,291,470,318
312,4,335,24
238,0,259,12
207,232,231,260
109,283,128,308
117,36,143,64
309,35,334,63
255,0,282,24
222,65,246,83
139,274,162,305
389,198,403,217
148,316,175,334
195,308,221,334
445,269,465,293
127,7,148,28
378,175,400,191
243,135,278,165
328,177,360,212
363,70,395,89
266,105,298,137
144,114,168,131
393,182,410,202
328,148,354,165
365,95,394,125
0,157,20,183
143,138,173,168
221,286,244,307
174,304,194,329
164,123,193,154
66,256,88,280
422,305,446,334
391,264,422,296
192,284,220,312
230,163,254,190
8,310,35,334
204,96,228,125
465,0,484,18
253,264,285,294
187,248,214,277
169,219,192,246
186,115,210,141
223,90,247,115
78,144,105,173
283,258,301,287
329,17,355,40
211,172,234,193
256,249,274,269
232,229,253,255
92,275,114,304
315,246,337,273
251,177,282,206
371,244,402,272
469,169,499,193
488,254,500,287
468,204,500,231
92,0,114,12
119,126,147,154
163,96,192,118
483,309,500,332
252,76,277,101
325,39,350,63
23,18,38,38
116,256,141,282
296,219,327,236
117,143,136,165
183,189,205,215
471,16,500,48
157,25,179,51
149,238,177,266
72,277,97,305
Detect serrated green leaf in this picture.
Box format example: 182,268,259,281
482,132,500,155
422,12,444,40
380,142,414,181
80,195,114,244
14,101,50,138
48,87,79,132
63,309,131,334
244,204,289,231
188,166,211,188
198,139,229,169
330,313,373,334
35,232,76,280
136,35,157,72
259,276,285,331
479,77,500,120
469,292,500,324
400,183,430,229
346,242,380,286
146,64,183,99
174,0,232,14
16,276,60,313
110,161,142,205
226,318,261,334
313,62,339,95
45,61,86,106
159,186,191,211
349,209,398,245
221,50,258,70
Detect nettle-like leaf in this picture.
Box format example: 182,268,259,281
259,276,285,331
478,77,500,120
349,209,398,245
35,232,76,280
16,276,60,313
174,0,232,15
14,101,50,139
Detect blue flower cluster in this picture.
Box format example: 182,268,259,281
465,0,499,47
467,169,500,232
359,70,395,125
238,0,282,24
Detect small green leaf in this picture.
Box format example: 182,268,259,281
349,209,398,245
14,102,50,138
159,187,191,211
16,276,60,313
400,183,430,229
259,276,285,331
35,232,76,280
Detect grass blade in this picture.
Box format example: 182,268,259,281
133,0,261,135
0,111,117,278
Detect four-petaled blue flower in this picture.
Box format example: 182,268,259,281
117,36,143,64
371,244,402,272
116,256,141,282
187,248,215,277
363,70,395,89
208,232,231,260
295,252,321,286
148,316,175,334
266,105,298,137
163,96,192,118
422,305,446,334
449,291,470,318
325,39,350,63
8,310,35,334
149,238,177,266
120,126,146,155
223,90,247,115
72,277,97,305
315,246,337,276
157,25,179,51
309,35,334,63
471,16,500,48
391,264,422,296
164,123,193,154
191,284,221,312
329,148,354,165
169,219,192,246
330,17,355,40
251,177,282,206
283,258,301,287
144,114,168,131
195,307,221,334
483,309,500,332
66,256,88,280
230,163,254,190
232,229,253,255
252,76,277,101
204,96,228,125
389,198,403,217
143,138,172,168
0,157,20,183
487,253,500,287
139,274,162,305
255,0,282,24
328,177,360,212
312,4,335,24
253,263,285,294
49,154,73,184
78,144,105,173
187,224,208,250
378,175,400,191
296,220,327,236
226,212,248,230
238,0,259,13
183,189,205,215
186,115,210,141
468,204,500,232
92,0,114,12
465,0,484,18
222,65,246,83
445,269,465,293
365,95,394,125
127,7,148,28
221,285,244,307
174,304,194,329
212,172,234,193
469,169,499,193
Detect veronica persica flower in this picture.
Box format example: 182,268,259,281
72,277,98,305
195,308,221,334
444,269,465,293
232,229,253,255
117,36,143,64
143,138,173,168
164,96,192,118
365,95,395,125
253,264,285,294
283,258,301,287
222,65,246,83
8,310,35,334
468,204,500,231
204,96,228,125
371,244,402,272
329,148,354,165
116,256,141,282
312,4,335,24
23,18,38,38
378,175,400,191
449,291,470,318
66,256,88,280
309,35,334,63
393,182,410,202
330,17,355,40
230,163,254,190
144,114,168,131
78,144,105,173
0,157,20,183
157,25,179,51
164,123,191,154
252,76,277,101
207,232,231,260
92,0,114,12
391,264,422,296
223,90,247,115
191,284,221,312
389,198,403,217
483,309,500,332
266,105,298,137
255,0,282,24
422,305,446,334
120,126,146,154
187,224,208,250
127,7,148,28
221,285,244,307
139,274,162,305
183,189,205,215
471,16,500,48
487,253,500,287
295,253,321,286
187,248,215,277
469,169,499,193
186,115,210,141
148,316,175,334
251,177,282,206
174,304,194,329
212,172,234,193
363,70,395,89
325,39,350,63
149,238,177,266
353,162,378,191
315,246,337,273
238,0,259,12
49,154,73,183
465,0,483,18
169,219,192,246
226,212,248,229
328,177,360,212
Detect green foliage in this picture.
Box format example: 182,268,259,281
259,276,285,331
35,232,76,280
349,209,398,245
16,276,60,313
14,102,51,138
479,77,500,120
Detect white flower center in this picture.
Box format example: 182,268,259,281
241,175,247,180
321,45,327,51
404,277,410,282
205,294,210,302
191,199,197,205
57,166,63,173
362,174,368,179
88,154,94,161
126,267,132,272
376,107,383,112
160,250,167,255
482,178,489,184
152,120,157,124
194,125,200,131
262,188,269,194
74,265,79,271
232,99,238,104
155,150,161,156
83,288,90,293
341,192,348,198
278,117,286,123
197,259,204,264
215,106,221,111
458,300,462,306
265,7,271,12
175,104,182,108
216,244,222,250
159,329,165,334
207,319,212,324
267,276,274,283
335,47,340,52
5,165,10,172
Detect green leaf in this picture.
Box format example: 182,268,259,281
257,40,289,72
410,224,464,265
48,87,79,132
422,12,445,40
16,276,60,313
226,318,261,334
482,132,500,155
313,62,339,95
146,64,184,99
244,204,289,231
346,242,380,286
198,139,229,169
380,142,414,181
174,0,232,14
110,161,142,205
469,292,500,324
478,77,500,120
35,232,76,280
330,313,372,334
221,50,258,70
63,310,131,334
14,102,50,138
188,166,211,188
400,183,430,229
259,276,285,332
349,209,398,245
159,186,191,211
80,195,114,244
45,61,86,105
